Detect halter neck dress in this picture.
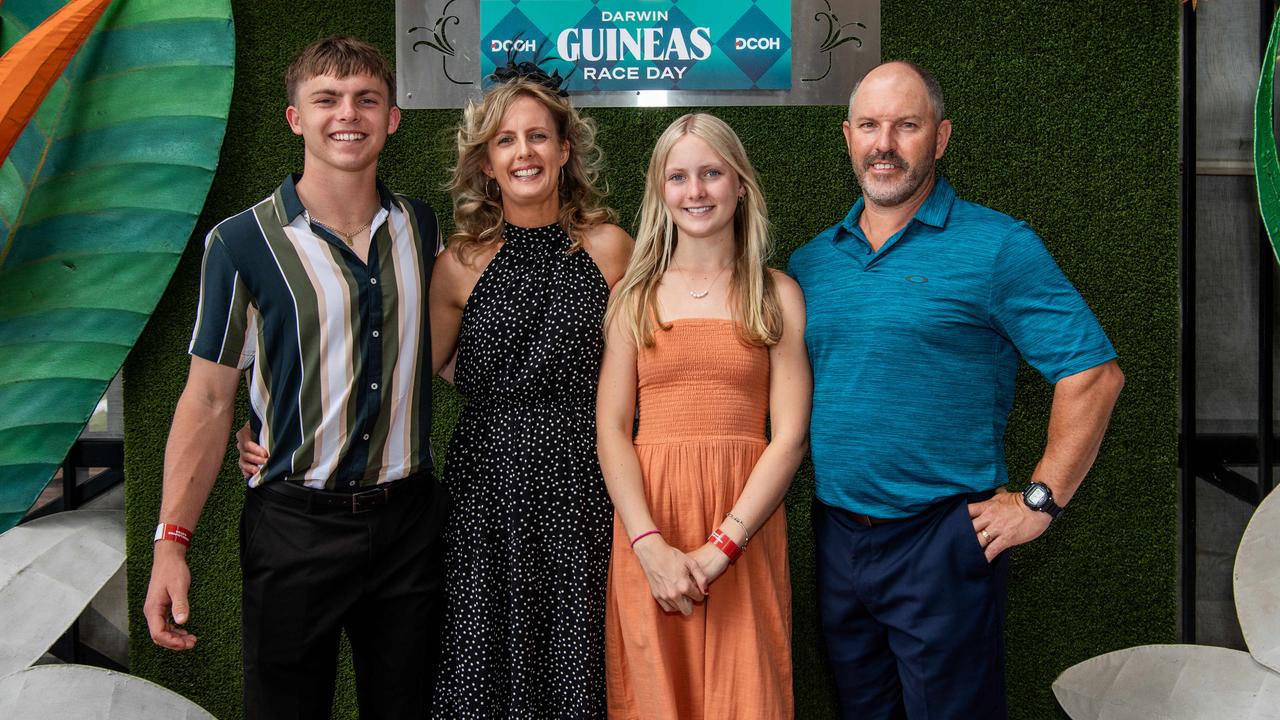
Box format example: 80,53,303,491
432,222,612,719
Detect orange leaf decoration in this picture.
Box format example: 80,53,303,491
0,0,113,163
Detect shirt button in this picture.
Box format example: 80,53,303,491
371,382,379,390
370,278,378,285
372,330,380,338
349,481,356,487
362,433,370,440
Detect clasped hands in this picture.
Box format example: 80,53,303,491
633,536,731,616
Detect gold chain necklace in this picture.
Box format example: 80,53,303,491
308,213,371,247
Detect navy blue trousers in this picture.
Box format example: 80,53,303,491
814,494,1010,720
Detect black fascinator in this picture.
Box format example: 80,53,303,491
486,33,574,96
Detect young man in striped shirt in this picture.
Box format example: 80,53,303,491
143,36,446,719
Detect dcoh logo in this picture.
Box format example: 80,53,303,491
734,36,782,50
491,38,538,53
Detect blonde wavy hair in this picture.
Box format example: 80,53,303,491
605,113,782,348
447,79,614,263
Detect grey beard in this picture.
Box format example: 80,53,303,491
856,160,932,207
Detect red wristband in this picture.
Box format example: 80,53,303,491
709,528,742,562
630,529,661,549
153,523,193,547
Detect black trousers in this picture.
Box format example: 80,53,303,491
240,477,449,720
814,493,1010,720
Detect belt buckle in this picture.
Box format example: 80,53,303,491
350,485,387,513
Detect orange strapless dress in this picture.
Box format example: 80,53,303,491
605,319,793,719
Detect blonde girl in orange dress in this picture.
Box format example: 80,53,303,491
596,113,812,719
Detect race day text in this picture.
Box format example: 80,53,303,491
557,21,711,81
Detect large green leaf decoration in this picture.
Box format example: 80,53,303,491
0,0,234,532
1257,7,1280,264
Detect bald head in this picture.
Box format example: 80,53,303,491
847,61,945,124
841,60,952,210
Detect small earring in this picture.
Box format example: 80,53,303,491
487,177,500,198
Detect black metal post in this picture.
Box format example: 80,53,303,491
1262,1,1277,502
60,446,78,511
1179,0,1197,644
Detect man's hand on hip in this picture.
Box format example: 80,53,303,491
967,488,1052,563
144,542,199,651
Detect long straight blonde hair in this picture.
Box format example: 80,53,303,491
605,113,782,347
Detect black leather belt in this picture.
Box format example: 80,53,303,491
258,474,423,513
840,509,908,527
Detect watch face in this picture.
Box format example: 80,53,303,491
1025,485,1049,508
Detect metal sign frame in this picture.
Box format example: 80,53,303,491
396,0,880,108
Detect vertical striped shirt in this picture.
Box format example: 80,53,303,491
189,174,439,491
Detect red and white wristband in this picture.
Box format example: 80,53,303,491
153,523,193,547
709,528,742,563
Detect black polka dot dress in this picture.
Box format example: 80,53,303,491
432,222,612,718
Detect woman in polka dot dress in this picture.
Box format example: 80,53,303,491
426,76,633,717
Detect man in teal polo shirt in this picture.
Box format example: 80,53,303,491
787,61,1125,719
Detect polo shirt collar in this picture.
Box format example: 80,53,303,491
834,175,958,247
914,176,956,229
273,173,396,227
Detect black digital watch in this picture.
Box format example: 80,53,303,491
1022,482,1063,520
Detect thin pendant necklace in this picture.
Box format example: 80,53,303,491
308,212,371,247
676,261,730,299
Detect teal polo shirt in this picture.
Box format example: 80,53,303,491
787,177,1116,518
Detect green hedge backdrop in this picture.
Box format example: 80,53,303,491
123,1,1179,717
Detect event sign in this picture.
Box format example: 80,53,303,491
480,1,792,92
397,0,879,107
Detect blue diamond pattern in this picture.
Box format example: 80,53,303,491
715,4,789,83
650,5,698,89
482,8,548,69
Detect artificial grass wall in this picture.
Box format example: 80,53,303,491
122,1,1179,717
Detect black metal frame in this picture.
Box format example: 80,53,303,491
22,439,124,523
19,438,126,671
1259,1,1278,503
1180,0,1197,644
1180,1,1279,644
